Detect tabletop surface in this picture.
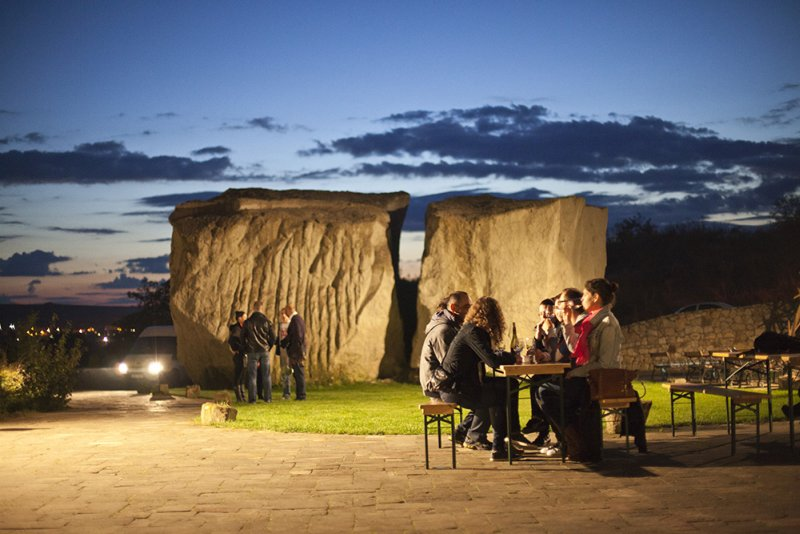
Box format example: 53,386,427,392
499,363,572,376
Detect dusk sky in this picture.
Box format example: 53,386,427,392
1,1,799,306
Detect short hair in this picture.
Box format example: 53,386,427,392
540,299,554,306
447,291,470,308
235,311,245,318
282,304,295,316
253,301,263,311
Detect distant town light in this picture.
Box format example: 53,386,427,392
118,362,128,374
102,336,109,343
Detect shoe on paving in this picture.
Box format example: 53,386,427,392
463,437,492,451
450,427,467,446
531,433,550,448
509,432,533,447
491,445,524,461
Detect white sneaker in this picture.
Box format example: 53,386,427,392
542,443,560,457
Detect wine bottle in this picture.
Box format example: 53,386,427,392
510,322,519,353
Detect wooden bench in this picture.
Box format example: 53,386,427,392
590,369,639,457
664,381,769,454
419,402,457,469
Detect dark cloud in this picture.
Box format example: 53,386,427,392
0,141,231,184
759,97,800,127
0,235,22,242
140,237,171,243
303,104,800,224
95,273,149,289
191,146,232,156
70,270,95,275
222,116,288,133
47,226,126,235
124,255,169,274
138,191,221,208
0,250,70,276
780,83,800,91
247,116,288,132
121,210,171,217
27,279,41,295
0,132,47,145
156,112,178,118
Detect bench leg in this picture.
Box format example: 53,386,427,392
670,391,676,437
624,408,631,454
423,414,430,469
690,392,696,436
731,403,736,455
450,413,456,469
756,403,761,455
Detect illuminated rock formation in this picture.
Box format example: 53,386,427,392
169,189,409,386
412,195,607,365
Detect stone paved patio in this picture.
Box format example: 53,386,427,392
1,391,799,533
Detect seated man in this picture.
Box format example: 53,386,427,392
419,292,491,450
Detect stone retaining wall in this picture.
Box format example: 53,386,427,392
620,302,793,370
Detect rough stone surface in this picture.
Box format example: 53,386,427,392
169,188,409,387
200,402,237,424
620,302,794,371
412,195,607,364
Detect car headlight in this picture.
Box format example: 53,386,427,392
117,362,128,374
147,361,163,375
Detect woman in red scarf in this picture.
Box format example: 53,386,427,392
538,279,622,461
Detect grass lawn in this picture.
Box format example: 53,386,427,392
175,380,793,435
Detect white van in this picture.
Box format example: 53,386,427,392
116,325,190,392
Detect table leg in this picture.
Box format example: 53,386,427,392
690,392,696,436
559,374,566,463
789,361,795,453
766,359,773,433
723,358,730,435
731,402,736,455
506,376,512,464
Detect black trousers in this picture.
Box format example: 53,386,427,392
442,377,520,450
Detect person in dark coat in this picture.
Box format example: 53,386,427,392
439,296,524,461
280,305,307,400
242,301,276,403
227,310,247,402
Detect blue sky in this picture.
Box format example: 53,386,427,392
1,0,799,305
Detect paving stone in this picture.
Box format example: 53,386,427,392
2,390,800,532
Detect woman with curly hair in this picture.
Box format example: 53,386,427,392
440,296,525,461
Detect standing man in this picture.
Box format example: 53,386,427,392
419,291,491,450
243,301,276,403
280,305,307,400
227,310,247,402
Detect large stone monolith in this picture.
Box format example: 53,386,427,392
412,195,607,366
169,188,409,387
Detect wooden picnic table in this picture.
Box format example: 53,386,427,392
710,350,800,452
498,363,571,464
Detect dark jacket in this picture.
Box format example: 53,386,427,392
280,313,307,362
228,322,244,354
441,322,515,400
243,311,275,353
419,309,460,395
